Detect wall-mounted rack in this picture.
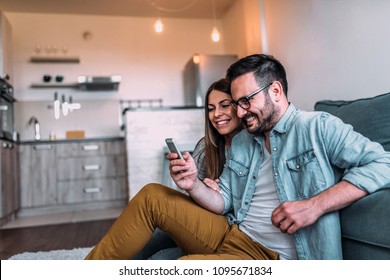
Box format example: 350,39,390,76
30,83,79,89
30,56,80,63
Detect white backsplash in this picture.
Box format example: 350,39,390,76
14,100,123,141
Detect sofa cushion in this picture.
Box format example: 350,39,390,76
314,92,390,151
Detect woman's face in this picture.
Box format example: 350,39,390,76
207,89,241,137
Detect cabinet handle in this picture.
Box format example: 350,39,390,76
83,187,102,193
82,144,99,151
83,164,101,171
34,144,53,150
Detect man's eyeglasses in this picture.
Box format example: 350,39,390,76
231,83,272,110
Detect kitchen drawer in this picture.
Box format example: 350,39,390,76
56,140,125,157
57,177,127,204
56,155,126,181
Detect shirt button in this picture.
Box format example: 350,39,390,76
252,176,256,180
274,172,278,176
273,147,277,151
245,202,249,205
239,171,242,175
296,165,300,169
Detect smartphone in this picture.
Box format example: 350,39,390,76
165,138,184,160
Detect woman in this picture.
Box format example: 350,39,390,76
193,77,243,181
138,78,242,259
87,78,243,260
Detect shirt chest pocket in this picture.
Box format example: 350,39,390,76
286,149,326,198
226,159,249,199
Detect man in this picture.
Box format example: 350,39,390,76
169,54,390,259
85,54,390,260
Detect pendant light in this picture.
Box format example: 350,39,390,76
154,18,164,33
211,0,221,42
148,0,197,33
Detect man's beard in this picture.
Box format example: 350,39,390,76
245,94,279,135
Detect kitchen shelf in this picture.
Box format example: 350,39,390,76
30,56,80,63
30,83,79,89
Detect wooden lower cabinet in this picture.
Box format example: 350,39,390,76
57,178,127,204
19,143,57,208
0,139,19,225
18,138,128,215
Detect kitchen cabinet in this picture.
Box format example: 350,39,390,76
0,139,19,225
19,143,57,208
18,138,128,216
56,140,127,204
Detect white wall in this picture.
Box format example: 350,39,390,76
223,0,264,58
264,0,390,110
6,12,228,140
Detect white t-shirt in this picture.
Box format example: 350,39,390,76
239,147,298,260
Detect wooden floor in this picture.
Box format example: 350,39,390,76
0,219,115,260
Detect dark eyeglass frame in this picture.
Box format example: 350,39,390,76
231,82,273,110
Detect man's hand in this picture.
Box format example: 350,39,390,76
271,180,367,234
271,199,321,234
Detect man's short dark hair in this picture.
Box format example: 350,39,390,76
226,54,288,97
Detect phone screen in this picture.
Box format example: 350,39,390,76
165,138,184,160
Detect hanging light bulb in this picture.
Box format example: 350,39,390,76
210,0,221,42
192,53,200,64
211,26,221,42
154,18,164,33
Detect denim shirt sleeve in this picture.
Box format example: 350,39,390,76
219,152,234,215
321,113,390,192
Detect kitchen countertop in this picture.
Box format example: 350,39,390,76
121,105,204,115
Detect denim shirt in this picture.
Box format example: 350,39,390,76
218,104,390,260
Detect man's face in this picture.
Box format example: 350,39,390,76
231,73,279,135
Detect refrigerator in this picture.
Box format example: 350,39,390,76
183,54,238,106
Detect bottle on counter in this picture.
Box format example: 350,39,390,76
49,130,56,141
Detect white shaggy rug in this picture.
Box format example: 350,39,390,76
8,247,93,260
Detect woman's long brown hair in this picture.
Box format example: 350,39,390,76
203,78,231,179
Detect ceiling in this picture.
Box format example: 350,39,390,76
0,0,236,19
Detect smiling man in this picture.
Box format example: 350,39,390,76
213,54,390,259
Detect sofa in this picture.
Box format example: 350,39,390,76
315,92,390,259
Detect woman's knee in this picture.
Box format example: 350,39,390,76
137,183,173,199
132,183,182,209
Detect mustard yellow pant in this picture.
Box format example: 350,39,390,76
85,183,278,260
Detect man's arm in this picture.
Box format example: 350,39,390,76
271,180,367,234
168,152,224,214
